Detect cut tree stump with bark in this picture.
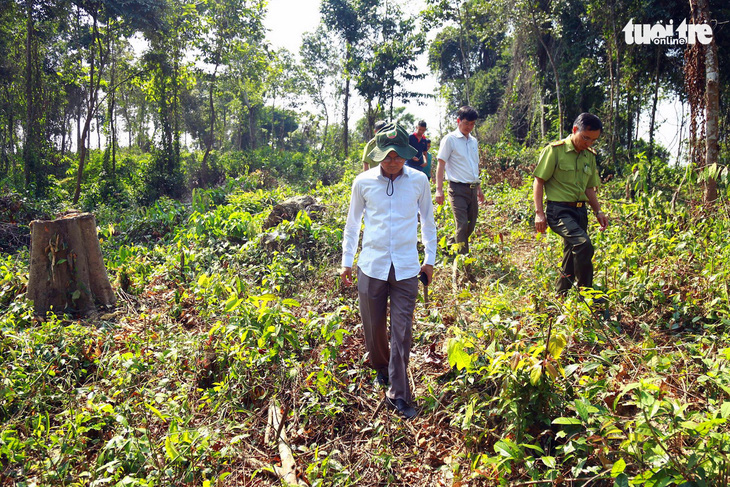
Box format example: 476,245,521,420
27,212,116,316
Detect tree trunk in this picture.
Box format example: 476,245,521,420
539,91,546,139
172,55,180,173
73,12,103,205
319,97,329,154
527,2,563,138
612,6,622,176
242,90,256,150
27,212,116,316
457,3,471,106
23,0,41,191
24,0,32,188
201,66,218,186
343,72,350,158
270,89,276,149
108,29,117,178
700,0,719,203
647,46,662,187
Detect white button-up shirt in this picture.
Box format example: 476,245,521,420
437,128,480,184
342,166,437,282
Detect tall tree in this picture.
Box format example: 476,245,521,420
194,0,265,184
355,0,425,134
686,0,719,203
71,0,108,204
320,0,377,157
139,0,200,201
22,0,54,193
301,26,341,153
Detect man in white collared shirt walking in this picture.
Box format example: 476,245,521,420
341,122,437,420
435,106,484,254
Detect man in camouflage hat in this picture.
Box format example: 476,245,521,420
341,122,436,419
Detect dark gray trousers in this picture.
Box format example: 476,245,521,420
448,181,479,254
357,265,418,402
546,203,594,293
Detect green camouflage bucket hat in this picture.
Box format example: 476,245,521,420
367,123,418,163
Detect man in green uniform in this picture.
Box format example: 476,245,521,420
533,113,609,295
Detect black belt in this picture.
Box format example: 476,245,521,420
548,201,586,208
450,181,480,189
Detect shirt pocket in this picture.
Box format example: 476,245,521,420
579,162,592,188
553,158,576,185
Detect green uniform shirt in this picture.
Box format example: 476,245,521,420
533,136,600,202
362,137,379,169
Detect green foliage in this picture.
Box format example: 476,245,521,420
3,141,730,485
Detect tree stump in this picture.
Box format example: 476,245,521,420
27,212,116,316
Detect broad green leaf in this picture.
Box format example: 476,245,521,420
494,439,522,460
575,399,590,422
563,363,581,377
251,294,277,303
198,274,211,288
530,363,542,385
521,443,544,453
447,338,473,371
165,436,179,461
541,456,556,468
614,473,629,487
145,403,166,421
224,294,242,312
553,417,582,425
721,402,730,419
611,458,626,477
548,334,567,359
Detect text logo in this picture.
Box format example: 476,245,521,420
623,19,713,45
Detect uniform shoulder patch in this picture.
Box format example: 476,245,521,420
550,140,565,147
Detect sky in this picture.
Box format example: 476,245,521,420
262,0,684,160
262,0,448,137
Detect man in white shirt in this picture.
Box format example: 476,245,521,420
341,122,437,419
435,106,484,254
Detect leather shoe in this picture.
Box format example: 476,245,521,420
387,397,417,419
375,370,389,387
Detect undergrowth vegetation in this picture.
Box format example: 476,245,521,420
2,148,730,486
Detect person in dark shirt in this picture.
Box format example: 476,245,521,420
423,138,433,181
407,120,428,175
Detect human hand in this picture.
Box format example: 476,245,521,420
435,191,445,205
340,267,353,286
596,211,608,231
419,264,434,285
477,187,485,204
535,211,547,233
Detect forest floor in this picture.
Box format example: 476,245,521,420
2,169,730,486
